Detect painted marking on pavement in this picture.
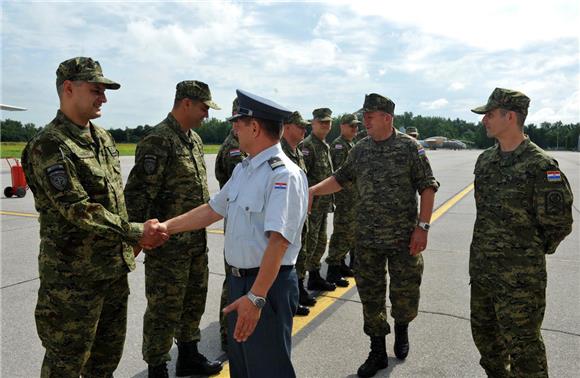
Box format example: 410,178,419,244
215,182,475,377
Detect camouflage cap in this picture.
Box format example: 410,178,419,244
284,111,309,127
340,113,361,125
360,93,395,115
56,57,120,90
471,88,530,116
175,80,221,110
312,108,333,122
406,127,419,137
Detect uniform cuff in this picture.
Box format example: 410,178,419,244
126,222,144,245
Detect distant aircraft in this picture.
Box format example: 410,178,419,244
1,104,27,111
423,136,467,150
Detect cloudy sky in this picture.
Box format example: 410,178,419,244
2,0,579,129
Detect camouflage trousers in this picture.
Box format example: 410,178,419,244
326,202,355,266
35,274,129,378
143,233,209,366
471,275,548,378
354,245,423,336
295,219,309,280
305,208,328,271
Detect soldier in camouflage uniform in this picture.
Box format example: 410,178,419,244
22,57,167,378
302,108,337,292
405,127,419,139
215,98,247,350
310,94,439,378
282,111,315,315
326,113,360,286
124,81,223,377
470,88,574,378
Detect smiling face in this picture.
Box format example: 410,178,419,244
311,119,331,139
363,110,391,140
69,81,107,122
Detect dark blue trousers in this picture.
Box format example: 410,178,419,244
227,268,298,378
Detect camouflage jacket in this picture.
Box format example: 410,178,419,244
124,113,209,243
302,133,334,212
21,110,142,282
469,138,573,278
330,135,356,207
353,129,367,144
281,137,307,173
334,129,439,248
215,129,246,188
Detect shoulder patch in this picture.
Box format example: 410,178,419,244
143,154,158,175
546,170,561,182
334,144,343,149
302,148,310,156
274,182,287,190
546,191,564,215
229,148,241,157
46,164,68,191
268,156,285,170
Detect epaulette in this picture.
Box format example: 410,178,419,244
268,156,285,170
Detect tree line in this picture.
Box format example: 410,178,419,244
2,114,579,150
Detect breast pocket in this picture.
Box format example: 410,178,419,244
228,192,265,239
76,153,107,194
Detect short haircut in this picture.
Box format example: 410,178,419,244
499,108,526,128
239,116,282,140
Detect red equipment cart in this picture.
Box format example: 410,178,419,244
4,158,28,198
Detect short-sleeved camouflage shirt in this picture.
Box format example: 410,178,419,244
334,129,439,248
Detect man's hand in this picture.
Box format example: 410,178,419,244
409,227,428,256
139,219,169,249
308,187,315,214
222,296,262,342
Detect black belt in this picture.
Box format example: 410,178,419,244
229,265,294,278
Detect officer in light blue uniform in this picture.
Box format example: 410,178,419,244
156,89,308,378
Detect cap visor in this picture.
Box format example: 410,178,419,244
316,116,333,122
227,114,243,122
471,105,490,114
204,100,221,110
89,77,121,90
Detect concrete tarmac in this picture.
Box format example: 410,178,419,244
1,149,579,377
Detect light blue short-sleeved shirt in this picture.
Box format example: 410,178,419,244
209,143,309,269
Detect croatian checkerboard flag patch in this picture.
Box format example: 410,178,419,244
546,171,561,182
229,149,241,157
274,182,287,189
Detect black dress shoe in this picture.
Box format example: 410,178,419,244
295,304,310,316
176,341,223,376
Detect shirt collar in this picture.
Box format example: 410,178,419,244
166,113,193,144
242,143,282,170
55,110,95,146
490,136,530,164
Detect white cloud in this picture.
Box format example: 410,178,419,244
449,82,465,91
421,98,449,110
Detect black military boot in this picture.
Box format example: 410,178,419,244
175,341,223,377
148,362,169,378
295,304,310,316
326,265,349,287
299,278,317,306
340,259,355,277
357,336,388,378
307,270,336,292
394,323,410,360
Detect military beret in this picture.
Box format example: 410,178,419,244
56,57,120,90
312,108,333,122
340,113,361,125
360,93,395,115
471,88,530,116
227,89,292,123
175,80,220,110
284,111,309,126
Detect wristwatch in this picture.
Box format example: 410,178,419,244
417,221,431,231
247,291,266,309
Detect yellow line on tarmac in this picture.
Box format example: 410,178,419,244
0,210,39,218
216,182,475,377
